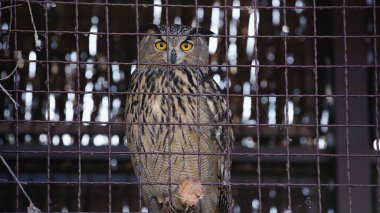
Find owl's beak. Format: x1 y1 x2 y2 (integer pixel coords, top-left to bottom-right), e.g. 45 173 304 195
170 50 177 64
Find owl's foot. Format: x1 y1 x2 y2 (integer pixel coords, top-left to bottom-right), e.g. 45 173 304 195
159 178 204 213
176 178 203 206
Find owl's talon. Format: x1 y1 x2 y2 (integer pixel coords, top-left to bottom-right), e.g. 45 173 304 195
174 178 203 208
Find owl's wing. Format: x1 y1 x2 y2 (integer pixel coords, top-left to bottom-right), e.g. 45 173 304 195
198 70 233 212
182 68 234 187
199 70 234 154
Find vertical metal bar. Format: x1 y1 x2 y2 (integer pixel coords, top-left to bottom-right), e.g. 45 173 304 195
163 0 173 205
342 1 352 212
312 0 322 212
193 0 202 211
281 0 291 210
134 0 143 210
373 0 380 207
74 0 82 211
40 1 52 212
105 1 112 212
45 0 51 211
252 1 261 212
13 0 20 211
223 1 233 212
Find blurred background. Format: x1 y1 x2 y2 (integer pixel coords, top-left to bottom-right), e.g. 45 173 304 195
0 0 379 212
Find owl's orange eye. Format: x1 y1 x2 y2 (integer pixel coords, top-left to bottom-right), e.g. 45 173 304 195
155 41 167 50
180 42 193 51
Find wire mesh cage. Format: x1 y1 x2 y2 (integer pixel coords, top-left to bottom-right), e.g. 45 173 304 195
0 0 379 212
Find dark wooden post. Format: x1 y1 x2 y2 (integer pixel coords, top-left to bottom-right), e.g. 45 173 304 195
333 0 372 212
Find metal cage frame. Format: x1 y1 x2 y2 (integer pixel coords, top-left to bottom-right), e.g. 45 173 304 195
0 0 379 212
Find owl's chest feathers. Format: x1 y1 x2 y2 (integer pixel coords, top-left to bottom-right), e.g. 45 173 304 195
137 67 205 121
127 67 207 154
139 66 204 93
127 66 221 150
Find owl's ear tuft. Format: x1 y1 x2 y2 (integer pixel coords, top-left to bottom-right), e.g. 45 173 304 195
139 23 160 34
190 28 215 35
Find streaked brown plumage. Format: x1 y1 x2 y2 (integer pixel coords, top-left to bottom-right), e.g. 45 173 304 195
125 24 233 213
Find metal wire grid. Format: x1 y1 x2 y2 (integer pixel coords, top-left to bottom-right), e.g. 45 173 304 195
0 0 378 212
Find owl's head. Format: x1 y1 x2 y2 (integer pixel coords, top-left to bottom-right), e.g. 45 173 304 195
138 24 214 66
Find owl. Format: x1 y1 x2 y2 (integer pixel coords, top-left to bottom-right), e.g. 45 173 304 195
125 24 233 213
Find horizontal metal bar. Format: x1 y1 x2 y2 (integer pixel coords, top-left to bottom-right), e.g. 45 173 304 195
0 145 378 159
1 58 379 69
5 29 380 39
0 178 378 188
0 89 379 98
2 0 379 10
0 121 377 128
